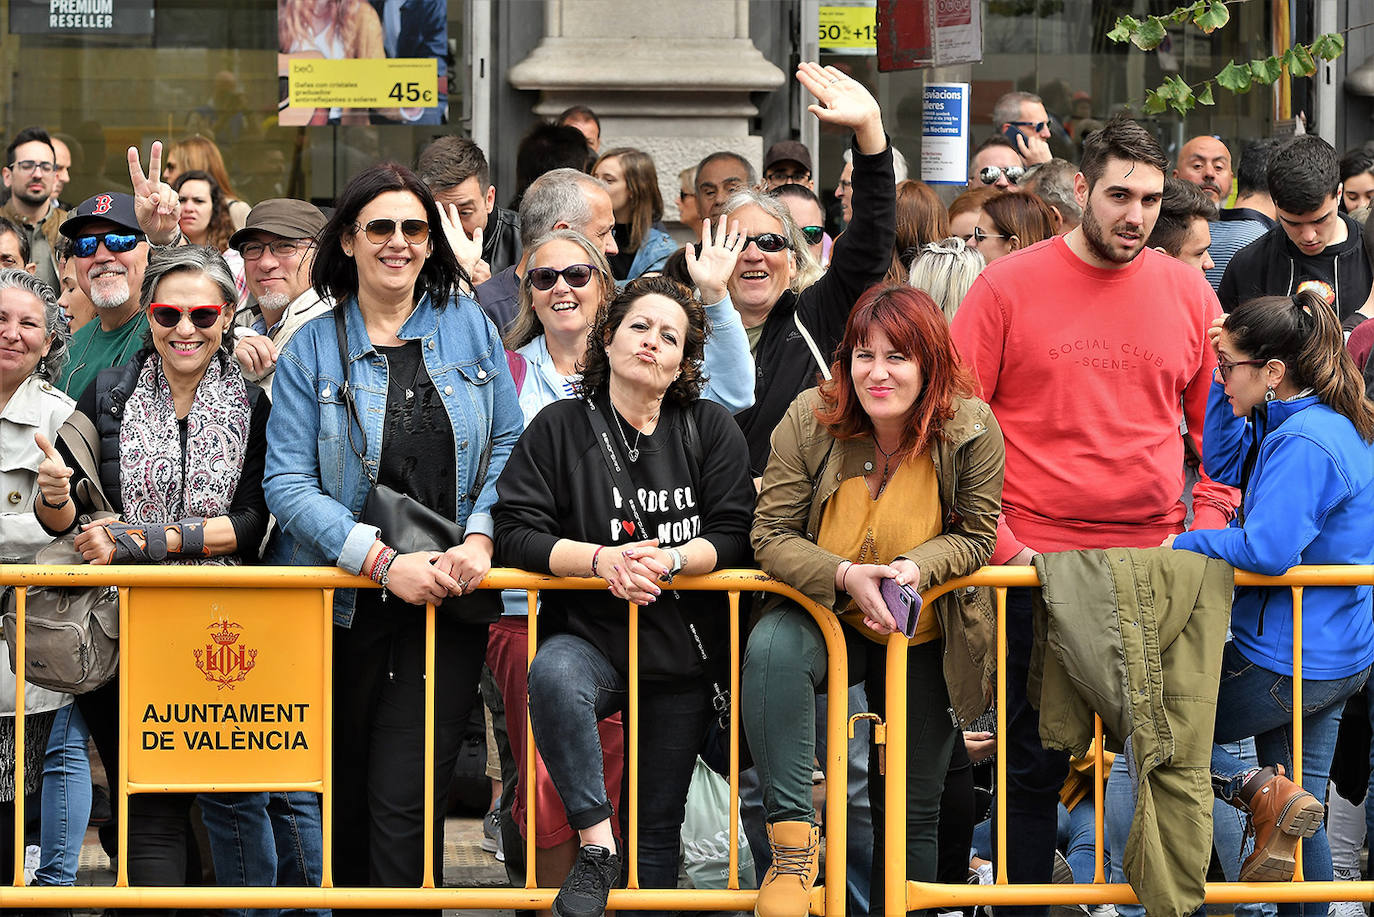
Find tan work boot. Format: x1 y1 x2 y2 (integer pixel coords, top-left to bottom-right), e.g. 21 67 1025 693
1237 765 1326 882
754 820 820 917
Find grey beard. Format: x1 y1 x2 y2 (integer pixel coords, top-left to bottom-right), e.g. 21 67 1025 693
89 278 131 310
256 292 290 312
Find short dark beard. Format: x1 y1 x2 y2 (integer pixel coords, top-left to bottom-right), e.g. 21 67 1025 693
1081 200 1141 266
11 184 49 209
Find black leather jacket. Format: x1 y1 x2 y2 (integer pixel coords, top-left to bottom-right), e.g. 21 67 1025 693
482 206 522 275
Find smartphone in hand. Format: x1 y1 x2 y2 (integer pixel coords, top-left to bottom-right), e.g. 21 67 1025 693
879 578 923 638
1002 124 1026 148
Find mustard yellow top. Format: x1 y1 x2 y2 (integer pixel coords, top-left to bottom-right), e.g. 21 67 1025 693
817 454 943 645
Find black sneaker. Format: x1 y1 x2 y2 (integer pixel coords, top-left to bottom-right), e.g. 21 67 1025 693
552 844 620 917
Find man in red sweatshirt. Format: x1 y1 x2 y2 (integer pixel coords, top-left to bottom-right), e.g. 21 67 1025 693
951 116 1235 916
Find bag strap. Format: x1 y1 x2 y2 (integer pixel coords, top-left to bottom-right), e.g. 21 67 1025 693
333 306 493 503
582 397 715 672
57 411 113 514
793 312 832 382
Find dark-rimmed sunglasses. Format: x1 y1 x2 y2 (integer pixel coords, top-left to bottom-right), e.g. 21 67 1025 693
1213 358 1268 383
693 232 791 257
979 165 1025 186
800 225 824 245
355 218 430 245
73 231 144 258
1008 120 1049 133
149 303 227 329
972 226 1012 244
528 264 596 291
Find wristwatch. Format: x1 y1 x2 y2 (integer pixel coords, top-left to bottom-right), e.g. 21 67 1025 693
667 547 686 578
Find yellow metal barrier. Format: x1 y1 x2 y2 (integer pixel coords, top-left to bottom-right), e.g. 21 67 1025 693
0 566 852 914
886 565 1374 916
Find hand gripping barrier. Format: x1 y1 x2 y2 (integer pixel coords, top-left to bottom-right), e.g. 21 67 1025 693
0 566 852 914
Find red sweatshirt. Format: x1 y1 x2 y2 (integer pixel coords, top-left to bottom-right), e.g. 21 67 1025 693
951 236 1236 558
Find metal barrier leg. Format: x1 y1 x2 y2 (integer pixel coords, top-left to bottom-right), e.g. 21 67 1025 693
13 587 26 888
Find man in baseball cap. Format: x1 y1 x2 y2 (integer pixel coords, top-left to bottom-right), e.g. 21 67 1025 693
55 142 185 397
762 140 814 190
229 198 331 398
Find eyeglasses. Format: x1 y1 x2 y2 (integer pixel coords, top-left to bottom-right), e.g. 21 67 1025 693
1008 120 1049 133
9 160 55 174
979 165 1026 186
1213 358 1269 383
800 225 825 245
149 303 228 329
238 238 309 261
528 264 596 291
73 232 144 258
766 169 810 184
693 232 791 258
354 218 430 245
971 226 1012 244
837 179 853 192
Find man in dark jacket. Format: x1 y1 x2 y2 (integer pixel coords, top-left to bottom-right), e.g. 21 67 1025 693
1217 135 1373 325
416 136 523 283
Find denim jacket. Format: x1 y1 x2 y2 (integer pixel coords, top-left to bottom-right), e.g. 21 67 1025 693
625 226 677 280
263 291 524 626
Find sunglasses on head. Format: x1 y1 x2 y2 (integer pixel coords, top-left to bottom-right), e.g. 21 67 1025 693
149 303 227 329
979 165 1026 186
73 231 144 258
528 264 596 291
800 225 824 245
354 218 430 245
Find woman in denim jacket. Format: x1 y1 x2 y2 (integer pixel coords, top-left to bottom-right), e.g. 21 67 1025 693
264 163 523 904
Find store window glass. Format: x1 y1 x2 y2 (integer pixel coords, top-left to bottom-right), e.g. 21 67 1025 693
815 0 1272 205
3 0 465 208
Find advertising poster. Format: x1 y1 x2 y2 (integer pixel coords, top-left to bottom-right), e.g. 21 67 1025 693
10 0 154 35
921 82 970 185
278 0 447 126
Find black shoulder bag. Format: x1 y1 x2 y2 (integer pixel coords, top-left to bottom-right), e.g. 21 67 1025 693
332 307 501 623
582 397 748 776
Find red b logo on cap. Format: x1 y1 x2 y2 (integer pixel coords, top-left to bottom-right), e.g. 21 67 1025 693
92 194 113 216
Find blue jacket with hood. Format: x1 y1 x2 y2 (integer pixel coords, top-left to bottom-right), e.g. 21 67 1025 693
1174 379 1374 679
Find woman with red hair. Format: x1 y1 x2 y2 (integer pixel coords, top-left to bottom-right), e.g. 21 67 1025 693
743 283 1004 916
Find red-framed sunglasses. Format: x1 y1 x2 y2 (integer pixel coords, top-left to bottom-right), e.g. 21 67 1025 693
149 303 228 329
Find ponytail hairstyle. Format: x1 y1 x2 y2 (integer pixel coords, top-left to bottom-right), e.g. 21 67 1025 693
1225 290 1374 442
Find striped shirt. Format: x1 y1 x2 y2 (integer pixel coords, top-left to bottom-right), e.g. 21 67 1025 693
1205 217 1269 291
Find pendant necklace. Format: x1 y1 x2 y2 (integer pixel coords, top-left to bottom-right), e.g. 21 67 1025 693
611 405 656 463
872 437 899 499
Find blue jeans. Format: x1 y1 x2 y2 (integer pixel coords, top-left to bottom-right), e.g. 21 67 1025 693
36 702 91 887
527 632 712 898
1210 641 1370 917
198 791 326 917
971 800 1104 885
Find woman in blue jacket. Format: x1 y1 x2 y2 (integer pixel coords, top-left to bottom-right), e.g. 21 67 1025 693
1171 290 1374 913
263 162 523 904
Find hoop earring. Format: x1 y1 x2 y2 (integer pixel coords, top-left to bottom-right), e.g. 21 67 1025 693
1264 388 1276 403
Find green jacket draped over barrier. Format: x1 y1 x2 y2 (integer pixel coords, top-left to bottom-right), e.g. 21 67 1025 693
1030 547 1233 917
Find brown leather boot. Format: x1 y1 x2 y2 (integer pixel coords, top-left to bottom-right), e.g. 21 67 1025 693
754 821 820 917
1237 765 1326 882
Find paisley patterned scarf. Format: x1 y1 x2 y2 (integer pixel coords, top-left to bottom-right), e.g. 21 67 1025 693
119 353 251 566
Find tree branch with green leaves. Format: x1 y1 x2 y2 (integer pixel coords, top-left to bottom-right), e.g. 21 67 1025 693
1107 0 1346 117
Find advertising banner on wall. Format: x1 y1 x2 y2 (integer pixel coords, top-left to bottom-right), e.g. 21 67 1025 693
876 0 983 71
277 0 447 126
10 0 154 35
921 82 970 185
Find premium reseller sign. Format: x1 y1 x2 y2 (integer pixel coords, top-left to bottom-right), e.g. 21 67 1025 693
125 587 329 789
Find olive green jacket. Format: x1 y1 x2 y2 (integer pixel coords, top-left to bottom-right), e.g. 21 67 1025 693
1031 547 1233 917
751 388 1005 725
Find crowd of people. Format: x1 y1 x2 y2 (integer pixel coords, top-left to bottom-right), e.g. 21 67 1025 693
3 60 1374 917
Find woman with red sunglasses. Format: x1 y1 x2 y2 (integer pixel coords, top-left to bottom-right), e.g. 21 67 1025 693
33 244 279 900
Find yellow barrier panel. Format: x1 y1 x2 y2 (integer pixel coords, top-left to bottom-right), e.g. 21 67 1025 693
0 566 850 915
889 565 1374 916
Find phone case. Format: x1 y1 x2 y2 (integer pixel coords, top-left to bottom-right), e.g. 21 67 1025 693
879 579 923 638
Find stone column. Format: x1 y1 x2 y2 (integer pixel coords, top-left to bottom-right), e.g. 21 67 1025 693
508 0 786 223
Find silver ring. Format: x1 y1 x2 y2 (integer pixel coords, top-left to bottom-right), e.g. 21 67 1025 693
829 77 841 83
458 578 470 589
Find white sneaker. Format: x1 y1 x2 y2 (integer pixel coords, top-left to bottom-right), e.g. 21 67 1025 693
1088 906 1119 917
1329 901 1366 917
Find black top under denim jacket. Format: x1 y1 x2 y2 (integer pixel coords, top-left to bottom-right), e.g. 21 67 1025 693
494 391 756 683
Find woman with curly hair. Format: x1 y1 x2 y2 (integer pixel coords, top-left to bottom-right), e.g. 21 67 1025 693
172 171 247 305
162 135 251 228
495 275 756 917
